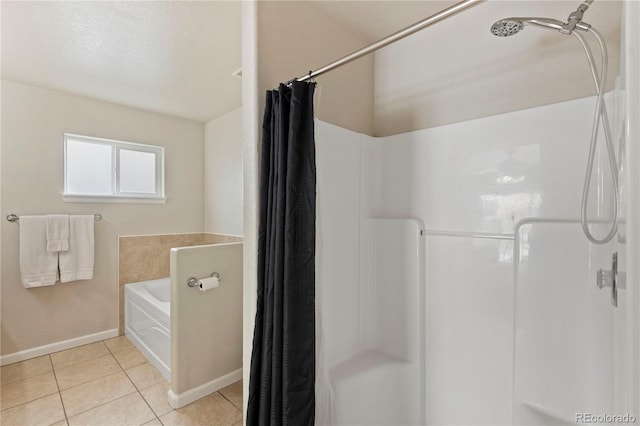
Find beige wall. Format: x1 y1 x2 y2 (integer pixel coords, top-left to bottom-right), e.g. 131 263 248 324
205 108 243 236
257 1 374 136
170 243 243 399
0 80 204 356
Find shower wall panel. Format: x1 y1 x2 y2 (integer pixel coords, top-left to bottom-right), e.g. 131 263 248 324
376 95 612 234
513 221 614 424
316 122 424 425
315 120 367 370
367 95 616 425
315 94 617 425
424 235 513 425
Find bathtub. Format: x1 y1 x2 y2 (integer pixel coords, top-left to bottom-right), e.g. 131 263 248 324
125 277 170 381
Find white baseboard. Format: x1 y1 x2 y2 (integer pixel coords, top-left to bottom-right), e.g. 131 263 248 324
168 368 242 409
0 329 119 366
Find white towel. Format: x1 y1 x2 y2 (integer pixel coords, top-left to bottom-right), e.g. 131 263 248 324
59 215 95 283
45 214 69 252
19 216 58 287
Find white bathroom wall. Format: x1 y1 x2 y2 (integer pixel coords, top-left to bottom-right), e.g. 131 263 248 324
204 107 243 236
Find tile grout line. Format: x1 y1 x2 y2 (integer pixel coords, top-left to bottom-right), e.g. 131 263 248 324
122 368 165 425
105 339 166 425
1 343 111 419
0 357 52 387
57 370 141 419
64 390 140 422
49 341 111 371
2 337 162 425
46 336 165 425
218 391 242 412
0 375 57 412
48 354 70 426
59 339 133 422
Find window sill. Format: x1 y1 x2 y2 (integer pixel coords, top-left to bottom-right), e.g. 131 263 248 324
62 194 167 204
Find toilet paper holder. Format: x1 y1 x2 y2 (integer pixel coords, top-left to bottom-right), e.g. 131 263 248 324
187 272 221 288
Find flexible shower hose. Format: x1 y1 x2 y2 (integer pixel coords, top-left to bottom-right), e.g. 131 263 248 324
573 28 621 245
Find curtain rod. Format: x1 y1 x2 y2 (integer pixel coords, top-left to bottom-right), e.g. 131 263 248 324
288 0 486 84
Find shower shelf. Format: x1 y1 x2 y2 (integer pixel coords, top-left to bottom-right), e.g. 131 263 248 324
329 349 420 425
521 400 574 425
329 350 409 382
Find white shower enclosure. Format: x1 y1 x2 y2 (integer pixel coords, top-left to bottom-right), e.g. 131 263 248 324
314 3 639 419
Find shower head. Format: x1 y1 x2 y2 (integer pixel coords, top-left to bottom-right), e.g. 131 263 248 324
490 17 573 37
490 19 524 37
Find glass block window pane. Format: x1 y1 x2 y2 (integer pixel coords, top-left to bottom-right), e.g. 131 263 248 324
65 140 113 195
119 149 156 194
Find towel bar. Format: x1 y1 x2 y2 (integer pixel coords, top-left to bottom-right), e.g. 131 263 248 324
6 213 102 222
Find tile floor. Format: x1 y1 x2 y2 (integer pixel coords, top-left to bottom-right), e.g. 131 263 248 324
0 336 243 426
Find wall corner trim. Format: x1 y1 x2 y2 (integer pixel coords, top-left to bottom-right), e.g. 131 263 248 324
168 368 243 409
0 328 119 366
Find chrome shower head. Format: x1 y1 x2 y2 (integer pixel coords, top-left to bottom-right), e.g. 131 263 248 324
490 17 568 37
491 19 524 37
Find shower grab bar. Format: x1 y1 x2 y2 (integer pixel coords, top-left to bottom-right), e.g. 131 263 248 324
421 217 626 242
421 229 515 240
6 213 102 222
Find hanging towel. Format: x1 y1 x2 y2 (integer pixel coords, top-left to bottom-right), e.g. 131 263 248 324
45 214 69 252
19 216 58 287
59 215 95 283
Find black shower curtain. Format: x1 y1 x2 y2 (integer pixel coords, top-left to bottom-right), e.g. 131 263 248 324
247 81 317 426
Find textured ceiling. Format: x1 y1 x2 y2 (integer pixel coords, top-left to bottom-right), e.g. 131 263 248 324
1 1 241 123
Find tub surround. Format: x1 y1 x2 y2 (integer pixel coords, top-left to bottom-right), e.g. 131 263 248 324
118 233 242 335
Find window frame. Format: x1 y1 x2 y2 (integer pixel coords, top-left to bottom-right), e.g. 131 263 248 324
63 133 166 204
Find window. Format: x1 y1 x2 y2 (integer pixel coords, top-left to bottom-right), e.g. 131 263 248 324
63 134 165 203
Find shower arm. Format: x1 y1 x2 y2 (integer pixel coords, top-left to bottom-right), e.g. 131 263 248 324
562 0 595 35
